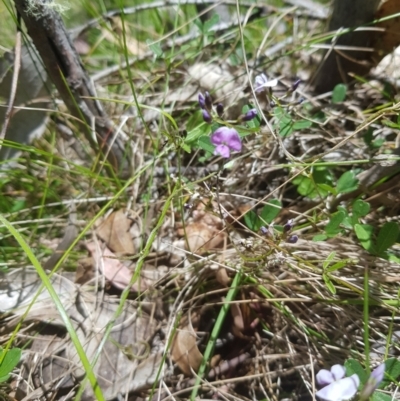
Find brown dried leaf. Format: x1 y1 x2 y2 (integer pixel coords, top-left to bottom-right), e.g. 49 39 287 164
171 324 203 375
188 63 245 103
86 242 151 292
231 303 245 334
75 256 94 284
185 222 225 254
96 210 135 255
215 266 231 287
1 268 162 400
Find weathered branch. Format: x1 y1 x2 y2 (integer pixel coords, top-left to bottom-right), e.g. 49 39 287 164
13 0 126 173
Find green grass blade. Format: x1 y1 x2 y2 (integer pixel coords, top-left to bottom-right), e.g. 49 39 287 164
190 270 242 400
0 214 105 401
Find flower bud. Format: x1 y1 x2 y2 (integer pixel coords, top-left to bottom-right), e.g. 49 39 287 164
242 108 258 121
287 235 298 244
291 79 301 92
216 103 224 117
198 93 206 109
283 219 293 233
359 364 385 401
204 91 213 109
202 109 212 123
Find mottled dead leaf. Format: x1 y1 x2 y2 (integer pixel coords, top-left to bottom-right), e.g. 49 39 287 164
183 199 226 254
96 209 135 255
188 62 245 102
171 322 203 376
86 241 151 292
1 268 163 400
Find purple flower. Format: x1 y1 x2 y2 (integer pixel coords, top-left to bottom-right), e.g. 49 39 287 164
241 108 258 121
359 364 385 400
316 365 360 401
316 374 360 401
210 127 242 158
254 73 278 93
317 365 346 387
202 109 212 123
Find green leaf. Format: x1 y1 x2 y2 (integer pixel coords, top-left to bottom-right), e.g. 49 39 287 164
203 14 219 32
236 125 258 137
260 199 282 225
382 358 400 387
364 127 385 149
387 253 400 263
337 171 359 194
332 83 347 103
323 274 336 294
376 222 399 255
353 200 370 219
382 119 399 129
185 121 211 144
181 143 191 153
279 119 294 137
325 210 346 237
293 119 312 130
293 175 329 199
354 224 375 252
197 135 215 154
244 210 260 231
372 393 393 401
313 234 327 241
326 260 349 273
0 347 21 383
323 251 336 270
318 183 337 195
146 39 164 58
186 109 205 131
345 359 368 384
193 18 204 32
372 138 385 148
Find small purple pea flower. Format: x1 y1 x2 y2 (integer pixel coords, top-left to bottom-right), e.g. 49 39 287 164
210 127 242 158
254 73 278 93
202 109 212 123
316 365 360 401
359 364 385 401
241 108 258 122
